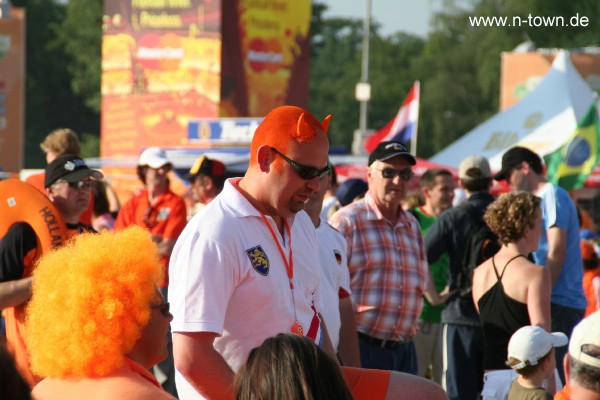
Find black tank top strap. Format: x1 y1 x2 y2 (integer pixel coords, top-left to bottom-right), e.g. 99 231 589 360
498 254 527 281
491 256 501 280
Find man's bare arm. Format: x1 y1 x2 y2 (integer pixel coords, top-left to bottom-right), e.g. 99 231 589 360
173 331 235 400
0 277 32 309
546 226 567 287
319 318 339 363
151 235 176 259
338 297 360 367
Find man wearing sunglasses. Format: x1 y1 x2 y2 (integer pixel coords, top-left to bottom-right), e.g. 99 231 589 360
329 141 447 375
0 154 102 386
169 106 339 400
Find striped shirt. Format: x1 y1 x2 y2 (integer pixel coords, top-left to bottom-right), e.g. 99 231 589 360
329 193 427 341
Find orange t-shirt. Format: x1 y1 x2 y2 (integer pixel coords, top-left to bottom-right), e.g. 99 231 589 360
583 268 600 317
25 171 94 226
554 384 571 400
342 367 390 400
114 188 187 287
32 358 177 400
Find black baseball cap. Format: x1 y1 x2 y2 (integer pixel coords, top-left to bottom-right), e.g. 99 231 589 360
368 141 416 166
44 154 103 188
185 155 226 181
494 147 542 181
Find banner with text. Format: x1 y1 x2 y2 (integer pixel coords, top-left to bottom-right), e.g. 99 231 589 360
220 0 311 117
101 0 222 158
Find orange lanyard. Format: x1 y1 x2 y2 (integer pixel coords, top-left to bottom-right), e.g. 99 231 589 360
233 181 304 335
256 210 294 289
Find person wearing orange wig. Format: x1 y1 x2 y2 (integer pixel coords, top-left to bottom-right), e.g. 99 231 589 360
26 226 176 400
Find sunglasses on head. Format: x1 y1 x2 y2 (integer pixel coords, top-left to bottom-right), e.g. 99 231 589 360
375 168 414 181
58 179 93 190
271 147 331 180
151 302 170 317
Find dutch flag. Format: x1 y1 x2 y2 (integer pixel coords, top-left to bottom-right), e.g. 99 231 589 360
364 81 420 153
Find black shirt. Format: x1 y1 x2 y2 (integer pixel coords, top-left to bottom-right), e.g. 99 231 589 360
425 191 496 326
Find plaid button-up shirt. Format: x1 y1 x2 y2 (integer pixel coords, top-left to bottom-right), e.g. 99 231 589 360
329 193 427 341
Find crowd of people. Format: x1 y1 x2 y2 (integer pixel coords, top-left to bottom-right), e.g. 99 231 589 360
2 106 600 400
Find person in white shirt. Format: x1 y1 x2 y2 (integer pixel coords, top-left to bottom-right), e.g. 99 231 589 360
169 106 335 399
304 162 360 367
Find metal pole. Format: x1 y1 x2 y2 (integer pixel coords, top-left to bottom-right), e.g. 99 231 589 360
359 0 371 138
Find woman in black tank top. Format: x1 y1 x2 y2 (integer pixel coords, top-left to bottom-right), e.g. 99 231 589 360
471 192 554 399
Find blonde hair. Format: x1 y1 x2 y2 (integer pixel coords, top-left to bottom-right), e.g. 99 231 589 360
25 227 162 378
40 128 81 156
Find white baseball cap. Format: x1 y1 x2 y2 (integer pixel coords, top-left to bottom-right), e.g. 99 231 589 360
569 310 600 369
507 326 568 370
138 147 172 169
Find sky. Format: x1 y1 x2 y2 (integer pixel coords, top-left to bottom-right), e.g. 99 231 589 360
318 0 446 37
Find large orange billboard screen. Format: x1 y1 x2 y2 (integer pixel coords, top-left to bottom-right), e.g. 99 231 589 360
101 0 222 158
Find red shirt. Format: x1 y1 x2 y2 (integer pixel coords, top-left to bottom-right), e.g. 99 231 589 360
583 268 600 317
114 188 186 287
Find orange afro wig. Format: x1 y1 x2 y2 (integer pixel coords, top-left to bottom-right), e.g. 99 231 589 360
249 105 331 166
25 226 162 379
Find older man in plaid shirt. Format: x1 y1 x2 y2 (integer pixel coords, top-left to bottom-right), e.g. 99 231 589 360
330 141 445 374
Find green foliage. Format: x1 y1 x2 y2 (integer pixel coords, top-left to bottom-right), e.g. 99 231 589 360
14 0 600 166
310 0 600 158
309 17 363 150
12 0 100 168
55 0 102 113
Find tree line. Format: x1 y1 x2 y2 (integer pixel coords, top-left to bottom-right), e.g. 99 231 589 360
13 0 600 168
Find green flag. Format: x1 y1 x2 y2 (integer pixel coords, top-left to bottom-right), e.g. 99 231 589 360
544 101 600 190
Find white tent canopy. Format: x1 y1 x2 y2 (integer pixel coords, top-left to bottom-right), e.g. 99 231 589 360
430 50 597 171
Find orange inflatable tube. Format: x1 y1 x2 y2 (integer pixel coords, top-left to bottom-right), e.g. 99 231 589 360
0 179 67 253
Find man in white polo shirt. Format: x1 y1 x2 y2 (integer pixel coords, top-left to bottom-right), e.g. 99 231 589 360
169 106 335 399
304 161 360 367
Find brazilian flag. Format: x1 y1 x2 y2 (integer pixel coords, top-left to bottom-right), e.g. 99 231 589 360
544 101 600 190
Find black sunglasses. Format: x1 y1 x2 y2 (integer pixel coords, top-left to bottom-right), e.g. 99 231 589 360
151 302 170 317
374 168 414 181
271 147 331 180
58 179 93 190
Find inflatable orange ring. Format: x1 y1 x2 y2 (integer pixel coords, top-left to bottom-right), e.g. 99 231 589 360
0 179 67 254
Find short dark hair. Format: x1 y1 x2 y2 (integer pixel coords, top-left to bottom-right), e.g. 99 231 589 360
461 177 492 192
420 168 453 189
506 350 552 378
91 180 110 216
569 355 600 393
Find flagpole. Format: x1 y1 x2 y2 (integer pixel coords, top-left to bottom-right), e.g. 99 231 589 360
410 80 420 156
358 0 371 140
